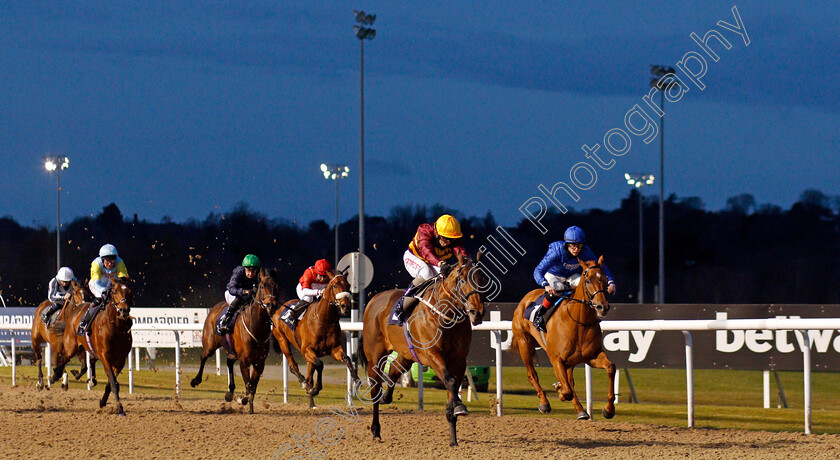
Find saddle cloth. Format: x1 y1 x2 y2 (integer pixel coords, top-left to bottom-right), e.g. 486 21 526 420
388 278 438 326
279 301 310 331
214 305 242 335
45 305 62 326
523 292 570 325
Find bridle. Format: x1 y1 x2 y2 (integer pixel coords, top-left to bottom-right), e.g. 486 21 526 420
563 265 609 325
253 278 277 314
104 284 132 320
324 275 352 310
425 262 482 323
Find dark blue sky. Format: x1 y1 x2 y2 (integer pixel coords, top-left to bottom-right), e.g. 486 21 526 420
2 1 838 228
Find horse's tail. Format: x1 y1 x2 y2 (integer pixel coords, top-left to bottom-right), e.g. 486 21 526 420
270 333 282 355
355 333 366 370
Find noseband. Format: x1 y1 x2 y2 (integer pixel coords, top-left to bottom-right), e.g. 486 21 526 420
425 263 482 323
325 276 352 309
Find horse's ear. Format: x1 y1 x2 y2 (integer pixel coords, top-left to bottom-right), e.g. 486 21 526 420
578 257 592 268
598 255 605 266
476 249 483 263
456 252 465 266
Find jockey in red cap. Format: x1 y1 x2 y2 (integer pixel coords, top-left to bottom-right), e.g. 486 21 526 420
282 259 333 325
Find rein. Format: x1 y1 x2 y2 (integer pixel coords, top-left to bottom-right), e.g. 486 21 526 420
242 279 274 342
562 265 607 326
421 264 478 324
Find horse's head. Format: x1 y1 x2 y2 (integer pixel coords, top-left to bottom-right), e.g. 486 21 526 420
70 279 91 307
323 273 353 316
577 257 610 318
256 269 280 315
107 277 133 320
441 251 487 326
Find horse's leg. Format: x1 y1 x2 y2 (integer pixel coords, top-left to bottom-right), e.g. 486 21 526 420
71 353 86 380
225 357 236 402
245 358 266 415
302 348 323 408
589 351 616 419
50 341 73 385
275 333 308 388
333 346 361 386
33 336 44 390
101 361 125 416
563 366 589 420
190 342 218 388
425 353 467 447
99 374 112 409
88 356 98 387
381 355 412 405
548 354 576 404
515 331 551 413
237 359 252 408
366 359 383 442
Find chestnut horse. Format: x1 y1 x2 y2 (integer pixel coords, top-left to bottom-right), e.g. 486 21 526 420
190 268 279 414
271 273 358 408
361 252 486 447
51 278 134 415
511 257 616 420
31 280 91 390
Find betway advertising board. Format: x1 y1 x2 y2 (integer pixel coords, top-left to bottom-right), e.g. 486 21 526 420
475 304 840 371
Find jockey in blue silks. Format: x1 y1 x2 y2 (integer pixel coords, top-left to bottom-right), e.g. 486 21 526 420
531 226 616 332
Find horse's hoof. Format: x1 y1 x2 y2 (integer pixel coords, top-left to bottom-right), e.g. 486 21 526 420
454 404 469 416
61 383 69 391
552 381 563 391
117 413 126 417
224 393 233 402
238 396 249 406
538 403 551 414
36 382 44 391
71 370 80 379
372 436 382 443
577 411 591 420
90 379 97 387
99 401 107 409
190 378 200 388
603 408 615 419
450 441 459 447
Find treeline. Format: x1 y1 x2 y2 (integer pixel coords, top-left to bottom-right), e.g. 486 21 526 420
1 189 838 306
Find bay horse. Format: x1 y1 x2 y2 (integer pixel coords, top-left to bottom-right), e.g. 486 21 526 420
511 257 616 420
31 280 91 390
271 273 358 409
50 277 134 415
361 252 486 447
190 268 279 414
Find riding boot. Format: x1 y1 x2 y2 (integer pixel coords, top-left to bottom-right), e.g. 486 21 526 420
287 299 311 323
41 303 61 324
77 299 103 335
533 295 553 333
216 296 244 335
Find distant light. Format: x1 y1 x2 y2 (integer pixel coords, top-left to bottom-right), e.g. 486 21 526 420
625 172 654 188
321 163 350 181
45 160 57 171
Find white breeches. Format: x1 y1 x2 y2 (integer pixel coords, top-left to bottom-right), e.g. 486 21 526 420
403 250 440 281
545 273 581 291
